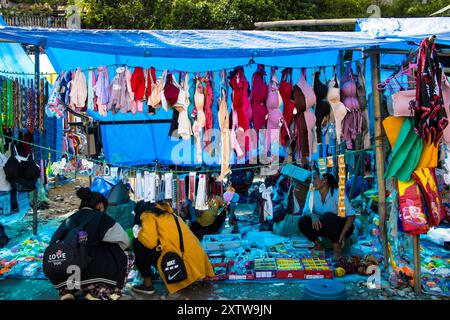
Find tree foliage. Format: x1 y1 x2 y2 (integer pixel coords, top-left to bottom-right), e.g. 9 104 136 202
3 0 449 29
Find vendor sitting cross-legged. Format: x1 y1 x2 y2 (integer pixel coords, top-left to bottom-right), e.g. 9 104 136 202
298 169 356 260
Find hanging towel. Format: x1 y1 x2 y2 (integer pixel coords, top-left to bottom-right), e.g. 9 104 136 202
195 174 209 210
189 172 196 202
164 172 173 200
259 183 273 221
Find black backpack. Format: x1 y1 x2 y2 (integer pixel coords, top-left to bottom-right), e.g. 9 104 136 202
0 223 10 248
42 213 97 279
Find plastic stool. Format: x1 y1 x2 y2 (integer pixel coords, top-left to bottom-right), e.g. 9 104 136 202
303 279 348 300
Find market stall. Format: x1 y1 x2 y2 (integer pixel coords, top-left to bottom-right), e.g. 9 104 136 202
0 17 449 298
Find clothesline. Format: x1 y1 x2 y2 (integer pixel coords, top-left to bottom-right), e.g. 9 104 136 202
3 134 373 175
0 55 370 77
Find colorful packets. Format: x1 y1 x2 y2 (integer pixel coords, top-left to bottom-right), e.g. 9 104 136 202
337 154 346 218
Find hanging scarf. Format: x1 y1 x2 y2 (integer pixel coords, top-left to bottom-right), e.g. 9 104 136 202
7 79 13 129
27 81 34 133
414 37 448 144
13 79 18 130
259 183 273 221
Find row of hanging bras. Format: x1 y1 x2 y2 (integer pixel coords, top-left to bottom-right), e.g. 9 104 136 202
313 68 331 144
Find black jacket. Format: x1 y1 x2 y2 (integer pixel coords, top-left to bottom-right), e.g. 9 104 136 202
49 208 128 289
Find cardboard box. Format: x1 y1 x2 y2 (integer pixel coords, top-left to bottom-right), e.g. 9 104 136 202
301 257 333 279
276 258 304 279
254 258 277 279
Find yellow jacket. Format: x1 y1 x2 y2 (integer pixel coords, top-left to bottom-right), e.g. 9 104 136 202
137 202 214 293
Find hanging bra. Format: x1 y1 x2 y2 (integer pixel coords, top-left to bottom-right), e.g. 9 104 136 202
163 73 180 107
148 69 165 108
194 76 205 111
266 70 280 110
327 73 341 106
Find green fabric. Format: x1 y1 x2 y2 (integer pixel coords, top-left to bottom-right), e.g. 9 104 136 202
106 200 136 230
397 134 423 182
384 118 423 181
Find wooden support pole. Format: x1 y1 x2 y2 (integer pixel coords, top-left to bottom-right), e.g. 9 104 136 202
32 45 40 236
370 52 389 270
254 18 357 29
413 235 421 294
85 122 92 187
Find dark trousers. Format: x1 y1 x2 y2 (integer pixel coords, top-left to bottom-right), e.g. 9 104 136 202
132 238 161 278
190 209 227 240
298 212 354 244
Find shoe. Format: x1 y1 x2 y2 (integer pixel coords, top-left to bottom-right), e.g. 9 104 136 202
60 293 75 300
85 293 101 300
131 284 155 295
117 294 133 300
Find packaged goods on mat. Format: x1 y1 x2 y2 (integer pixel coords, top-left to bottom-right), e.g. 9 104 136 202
0 238 48 279
203 234 242 251
276 258 305 279
254 258 277 279
207 265 228 281
267 242 289 255
228 258 255 280
301 257 333 279
208 253 227 267
290 237 314 249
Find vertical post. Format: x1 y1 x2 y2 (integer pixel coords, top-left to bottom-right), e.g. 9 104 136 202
176 175 181 217
370 52 389 270
408 62 422 295
85 122 92 187
33 45 40 236
413 235 421 294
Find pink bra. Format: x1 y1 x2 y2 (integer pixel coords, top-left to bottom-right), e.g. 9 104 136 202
327 74 341 106
296 68 317 108
266 68 280 110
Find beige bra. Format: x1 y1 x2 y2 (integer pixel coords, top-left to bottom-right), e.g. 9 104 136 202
148 70 166 108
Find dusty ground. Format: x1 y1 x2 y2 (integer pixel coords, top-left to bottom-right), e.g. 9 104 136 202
0 178 448 301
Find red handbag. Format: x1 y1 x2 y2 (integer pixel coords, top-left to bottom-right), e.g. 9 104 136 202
412 168 446 228
397 179 430 235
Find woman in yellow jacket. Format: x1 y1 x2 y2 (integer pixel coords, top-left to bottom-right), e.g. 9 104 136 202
131 200 214 295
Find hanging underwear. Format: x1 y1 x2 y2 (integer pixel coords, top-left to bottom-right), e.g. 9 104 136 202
313 70 330 144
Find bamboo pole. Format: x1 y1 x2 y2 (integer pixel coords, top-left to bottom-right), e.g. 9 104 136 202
413 236 421 294
409 58 422 295
32 45 40 236
370 52 389 270
255 18 357 29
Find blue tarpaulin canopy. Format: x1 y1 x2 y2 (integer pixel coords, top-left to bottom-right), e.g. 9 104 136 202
0 19 446 166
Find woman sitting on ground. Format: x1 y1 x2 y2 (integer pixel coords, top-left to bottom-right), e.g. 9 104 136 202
47 188 133 300
298 169 356 260
131 200 214 295
187 197 228 240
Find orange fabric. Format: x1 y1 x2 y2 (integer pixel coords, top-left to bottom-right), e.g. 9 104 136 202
416 135 439 169
382 116 405 148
